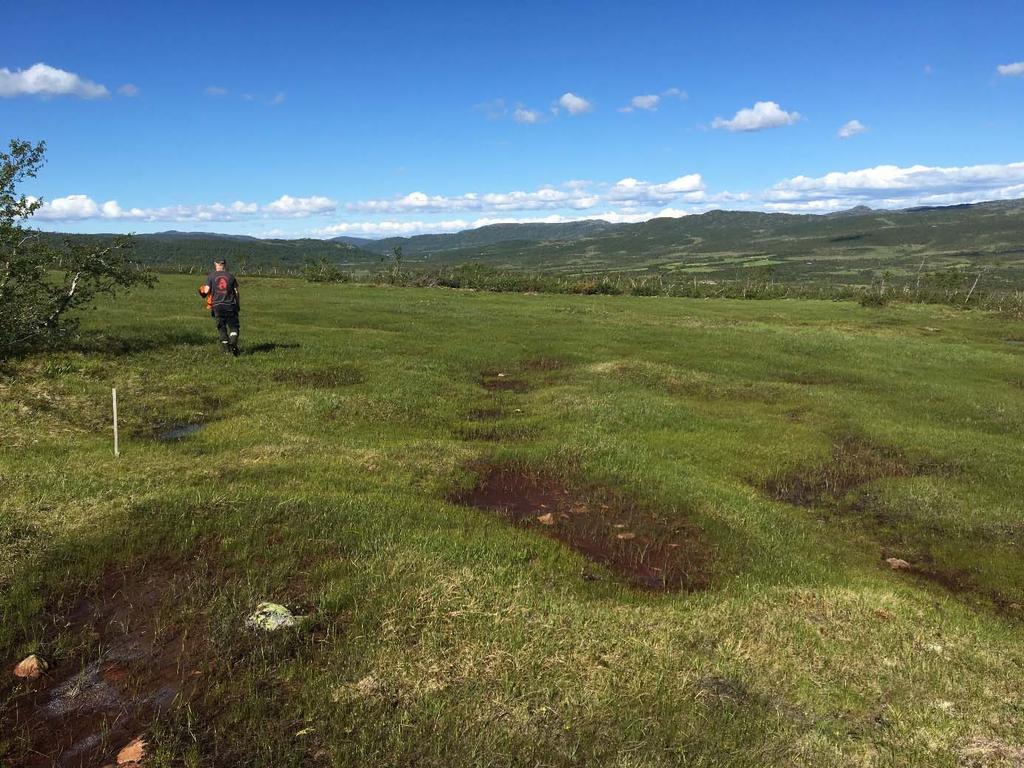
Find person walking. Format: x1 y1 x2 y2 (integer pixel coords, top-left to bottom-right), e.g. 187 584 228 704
204 259 241 355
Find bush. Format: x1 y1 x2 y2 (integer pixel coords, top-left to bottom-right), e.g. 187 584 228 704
0 139 154 358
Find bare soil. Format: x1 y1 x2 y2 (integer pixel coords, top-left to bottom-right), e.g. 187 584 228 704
479 372 531 392
762 437 917 507
2 558 213 767
451 465 712 591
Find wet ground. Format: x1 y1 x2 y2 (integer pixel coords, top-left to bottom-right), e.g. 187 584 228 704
2 561 209 767
452 465 712 592
156 423 205 441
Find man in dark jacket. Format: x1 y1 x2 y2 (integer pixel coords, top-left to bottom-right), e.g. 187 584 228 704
206 259 241 355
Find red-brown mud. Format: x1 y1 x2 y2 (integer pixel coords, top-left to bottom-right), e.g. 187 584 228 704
452 466 712 591
2 561 211 767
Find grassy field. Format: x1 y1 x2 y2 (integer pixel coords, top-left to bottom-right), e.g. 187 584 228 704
2 275 1024 767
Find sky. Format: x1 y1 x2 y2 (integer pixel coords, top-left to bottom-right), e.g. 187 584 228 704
2 0 1023 239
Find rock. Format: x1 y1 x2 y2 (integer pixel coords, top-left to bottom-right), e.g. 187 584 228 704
536 513 555 526
13 654 47 680
616 532 636 541
116 736 146 764
885 557 911 571
245 602 301 631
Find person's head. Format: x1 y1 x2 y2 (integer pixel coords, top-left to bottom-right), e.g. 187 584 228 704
214 259 227 272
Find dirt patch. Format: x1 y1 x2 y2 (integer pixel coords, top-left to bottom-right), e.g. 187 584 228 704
762 437 918 507
479 371 530 392
156 423 204 441
272 364 363 388
467 407 504 422
454 422 537 443
450 465 712 591
1 557 215 767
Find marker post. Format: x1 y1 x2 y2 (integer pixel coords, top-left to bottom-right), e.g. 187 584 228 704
112 388 120 457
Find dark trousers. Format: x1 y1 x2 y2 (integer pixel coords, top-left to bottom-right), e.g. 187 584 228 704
213 308 240 344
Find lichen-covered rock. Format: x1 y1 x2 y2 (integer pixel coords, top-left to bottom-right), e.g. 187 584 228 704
245 602 302 631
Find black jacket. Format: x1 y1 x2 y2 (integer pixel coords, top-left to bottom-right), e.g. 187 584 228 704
206 270 240 312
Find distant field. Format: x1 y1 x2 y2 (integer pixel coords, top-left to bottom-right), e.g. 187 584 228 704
41 199 1024 291
2 276 1024 767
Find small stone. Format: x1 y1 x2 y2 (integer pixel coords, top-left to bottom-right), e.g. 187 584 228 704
536 513 555 526
616 532 636 540
885 557 911 571
245 602 301 631
13 654 47 680
117 736 146 764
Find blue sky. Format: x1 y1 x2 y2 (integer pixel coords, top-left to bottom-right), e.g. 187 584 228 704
3 0 1023 238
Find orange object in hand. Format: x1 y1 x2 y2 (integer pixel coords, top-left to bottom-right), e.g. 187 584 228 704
198 283 213 309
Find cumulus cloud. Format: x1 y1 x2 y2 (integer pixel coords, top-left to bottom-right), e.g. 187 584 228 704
513 106 542 124
621 94 660 113
0 63 109 99
712 100 801 132
32 195 336 223
620 88 686 113
263 195 337 216
763 160 1024 210
837 119 866 139
117 83 139 97
345 174 705 215
997 61 1024 77
606 175 705 206
558 92 592 115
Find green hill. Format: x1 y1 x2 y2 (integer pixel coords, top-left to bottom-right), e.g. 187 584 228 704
38 198 1024 286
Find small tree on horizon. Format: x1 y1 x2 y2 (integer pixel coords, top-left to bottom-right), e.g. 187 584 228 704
0 139 154 357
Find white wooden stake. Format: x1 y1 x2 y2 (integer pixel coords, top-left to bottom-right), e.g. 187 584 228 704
112 388 120 457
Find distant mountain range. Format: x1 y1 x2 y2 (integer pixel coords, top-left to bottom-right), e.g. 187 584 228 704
330 219 618 255
37 198 1024 285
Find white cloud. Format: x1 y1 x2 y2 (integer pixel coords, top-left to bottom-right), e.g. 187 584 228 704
117 83 139 97
837 119 866 139
712 100 801 132
345 173 705 215
997 61 1024 77
621 94 660 113
263 195 337 216
763 160 1024 210
32 195 336 223
514 107 542 124
205 86 228 96
558 92 593 115
0 63 109 99
620 88 686 113
269 91 286 106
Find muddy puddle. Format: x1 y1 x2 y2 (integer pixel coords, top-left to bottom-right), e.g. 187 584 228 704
479 370 531 393
452 466 712 591
761 437 919 507
2 563 210 767
156 422 204 441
